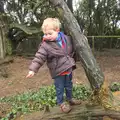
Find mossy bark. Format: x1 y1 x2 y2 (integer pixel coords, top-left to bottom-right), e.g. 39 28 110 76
0 14 7 59
19 104 120 120
41 105 120 120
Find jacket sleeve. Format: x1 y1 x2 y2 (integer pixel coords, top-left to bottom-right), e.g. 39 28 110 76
29 42 48 73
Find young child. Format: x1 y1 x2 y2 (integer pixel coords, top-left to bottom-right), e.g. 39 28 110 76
26 18 81 113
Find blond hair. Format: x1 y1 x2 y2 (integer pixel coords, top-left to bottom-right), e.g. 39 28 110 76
41 18 61 32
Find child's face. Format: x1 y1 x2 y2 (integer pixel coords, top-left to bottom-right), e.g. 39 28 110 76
43 25 58 40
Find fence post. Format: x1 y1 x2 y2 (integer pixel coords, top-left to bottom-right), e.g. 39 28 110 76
92 36 95 54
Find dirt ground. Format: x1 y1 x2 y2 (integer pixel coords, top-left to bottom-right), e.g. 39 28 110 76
0 50 120 98
0 50 120 120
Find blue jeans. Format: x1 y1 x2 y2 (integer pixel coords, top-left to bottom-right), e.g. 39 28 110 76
54 73 73 105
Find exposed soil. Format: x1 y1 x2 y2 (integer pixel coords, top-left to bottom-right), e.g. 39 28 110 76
0 50 120 98
0 49 120 120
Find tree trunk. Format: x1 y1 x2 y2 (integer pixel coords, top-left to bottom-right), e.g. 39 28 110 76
0 0 4 13
0 26 5 59
0 2 5 59
0 14 8 59
66 0 73 13
49 0 104 90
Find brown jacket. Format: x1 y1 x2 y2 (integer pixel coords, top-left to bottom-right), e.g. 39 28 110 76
29 35 76 78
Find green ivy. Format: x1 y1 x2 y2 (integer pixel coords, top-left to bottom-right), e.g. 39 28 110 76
0 84 91 119
110 82 120 92
6 40 12 55
72 84 91 100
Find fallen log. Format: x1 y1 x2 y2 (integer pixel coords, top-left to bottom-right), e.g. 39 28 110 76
42 104 120 120
18 103 120 120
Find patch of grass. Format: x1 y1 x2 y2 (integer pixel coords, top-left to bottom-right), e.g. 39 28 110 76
0 84 91 119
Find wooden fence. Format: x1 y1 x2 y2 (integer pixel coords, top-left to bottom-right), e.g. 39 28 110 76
87 36 120 54
15 35 120 56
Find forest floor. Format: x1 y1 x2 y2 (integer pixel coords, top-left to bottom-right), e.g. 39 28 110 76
0 49 120 120
0 49 120 97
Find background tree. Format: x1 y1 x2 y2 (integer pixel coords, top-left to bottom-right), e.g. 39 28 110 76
1 0 119 55
74 0 120 50
66 0 73 13
4 0 59 54
74 0 119 36
0 0 9 59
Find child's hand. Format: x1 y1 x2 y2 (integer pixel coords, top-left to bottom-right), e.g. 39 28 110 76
26 71 35 78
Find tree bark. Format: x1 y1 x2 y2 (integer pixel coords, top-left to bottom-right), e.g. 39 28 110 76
66 0 73 13
49 0 104 90
0 14 9 59
41 105 120 120
20 104 120 120
0 28 5 59
0 2 6 59
0 15 5 59
0 0 4 13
